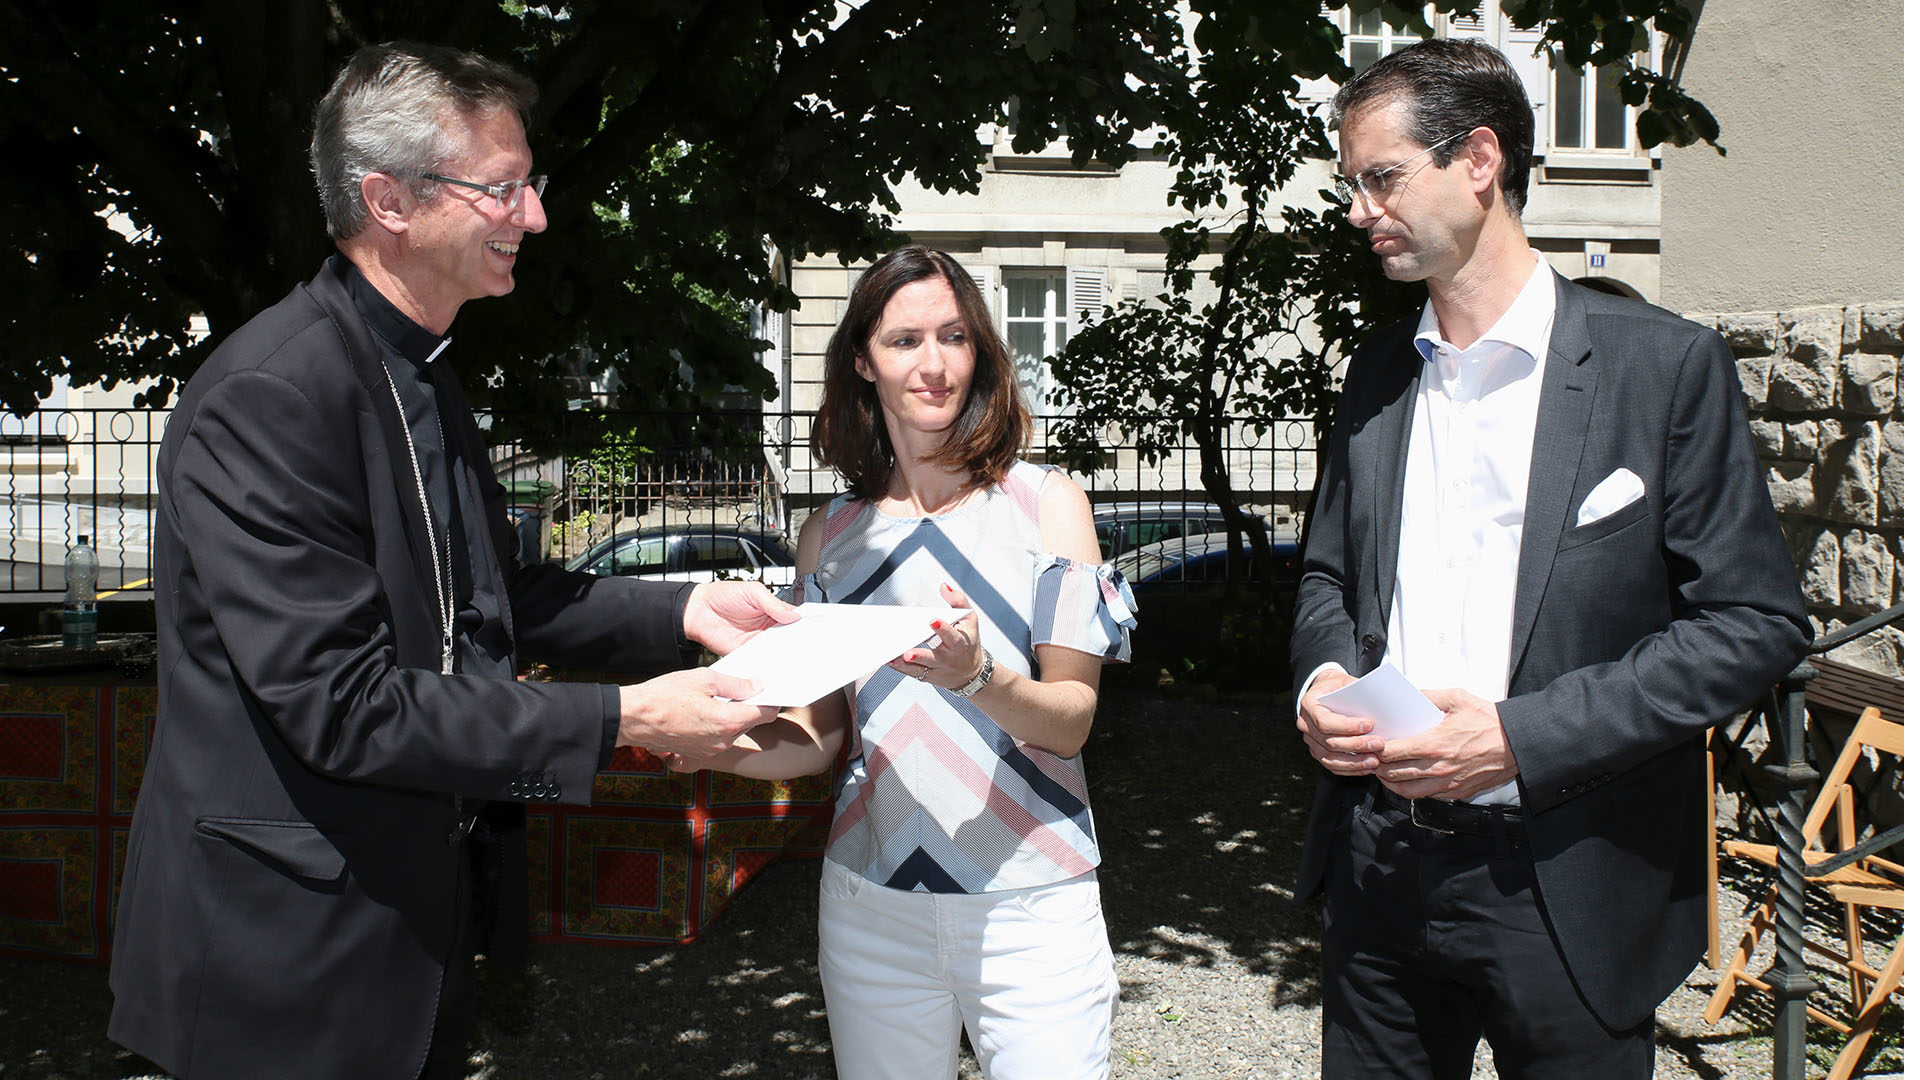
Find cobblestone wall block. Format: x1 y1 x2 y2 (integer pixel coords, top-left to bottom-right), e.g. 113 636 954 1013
1827 625 1904 680
1767 460 1817 514
1735 354 1772 411
1718 311 1780 356
1878 421 1903 527
1749 420 1783 458
1859 305 1904 354
1784 419 1821 462
1793 524 1842 608
1839 529 1896 614
1818 420 1880 525
1773 307 1844 412
1842 353 1900 416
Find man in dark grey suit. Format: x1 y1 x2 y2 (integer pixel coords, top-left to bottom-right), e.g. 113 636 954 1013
109 44 789 1079
1291 39 1810 1078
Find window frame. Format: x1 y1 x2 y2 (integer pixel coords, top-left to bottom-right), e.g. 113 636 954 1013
1547 48 1638 154
1000 269 1070 411
1341 6 1425 72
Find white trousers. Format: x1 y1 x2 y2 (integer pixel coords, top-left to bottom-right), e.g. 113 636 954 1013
816 858 1119 1080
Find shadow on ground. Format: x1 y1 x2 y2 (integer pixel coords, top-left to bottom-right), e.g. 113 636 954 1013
1089 686 1325 1009
0 688 1901 1078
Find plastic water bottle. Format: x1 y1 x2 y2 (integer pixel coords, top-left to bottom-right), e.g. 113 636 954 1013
63 534 98 649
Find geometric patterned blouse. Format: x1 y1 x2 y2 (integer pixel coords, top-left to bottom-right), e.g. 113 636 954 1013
798 460 1138 894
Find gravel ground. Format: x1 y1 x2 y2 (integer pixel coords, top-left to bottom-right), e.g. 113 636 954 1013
1 687 1901 1078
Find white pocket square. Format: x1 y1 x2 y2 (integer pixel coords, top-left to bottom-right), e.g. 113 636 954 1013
1577 468 1645 526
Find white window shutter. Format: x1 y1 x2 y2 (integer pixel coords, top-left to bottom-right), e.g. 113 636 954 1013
1499 15 1550 157
1448 1 1488 38
960 265 994 318
1066 266 1107 339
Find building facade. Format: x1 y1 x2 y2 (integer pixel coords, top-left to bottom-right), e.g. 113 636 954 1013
774 2 1669 512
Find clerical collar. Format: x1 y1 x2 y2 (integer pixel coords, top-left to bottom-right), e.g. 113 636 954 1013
334 256 449 365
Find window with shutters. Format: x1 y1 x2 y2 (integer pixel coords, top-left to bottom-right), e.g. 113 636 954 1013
1000 268 1104 413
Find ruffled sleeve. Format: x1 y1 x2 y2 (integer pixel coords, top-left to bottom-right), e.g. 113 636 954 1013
787 573 829 605
1030 555 1138 663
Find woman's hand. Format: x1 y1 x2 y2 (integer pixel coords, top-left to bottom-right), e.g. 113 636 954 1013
887 581 986 690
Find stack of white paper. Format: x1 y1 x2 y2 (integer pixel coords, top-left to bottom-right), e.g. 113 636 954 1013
708 602 955 706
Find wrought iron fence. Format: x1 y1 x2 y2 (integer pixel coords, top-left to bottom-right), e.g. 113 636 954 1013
0 408 1321 595
0 408 164 596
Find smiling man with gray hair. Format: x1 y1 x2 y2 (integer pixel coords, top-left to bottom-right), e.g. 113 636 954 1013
108 42 793 1079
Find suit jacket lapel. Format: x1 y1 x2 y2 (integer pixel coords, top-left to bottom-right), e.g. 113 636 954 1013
1509 275 1597 675
303 257 443 633
1366 325 1424 632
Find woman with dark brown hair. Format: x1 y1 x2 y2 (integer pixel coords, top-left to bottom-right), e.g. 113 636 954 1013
673 245 1137 1078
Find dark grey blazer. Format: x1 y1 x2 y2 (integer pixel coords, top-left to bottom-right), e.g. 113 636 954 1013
109 257 693 1079
1291 274 1811 1029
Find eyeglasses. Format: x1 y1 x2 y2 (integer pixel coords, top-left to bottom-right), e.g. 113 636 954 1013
420 172 548 210
1332 129 1474 207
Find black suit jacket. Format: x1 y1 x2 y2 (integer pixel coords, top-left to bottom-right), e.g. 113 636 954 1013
109 257 692 1079
1291 275 1811 1029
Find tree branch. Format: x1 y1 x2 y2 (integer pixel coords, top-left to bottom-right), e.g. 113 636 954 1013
0 2 239 317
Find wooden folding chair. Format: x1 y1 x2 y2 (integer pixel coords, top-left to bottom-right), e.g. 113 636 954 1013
1704 707 1904 1080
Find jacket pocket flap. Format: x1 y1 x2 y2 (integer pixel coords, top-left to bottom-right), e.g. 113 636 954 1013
195 818 347 882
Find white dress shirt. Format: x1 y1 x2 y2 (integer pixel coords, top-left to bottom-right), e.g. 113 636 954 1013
1384 252 1558 805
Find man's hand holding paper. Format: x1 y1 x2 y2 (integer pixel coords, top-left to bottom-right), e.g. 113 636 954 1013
1297 669 1377 776
1376 686 1520 801
1305 664 1519 800
1304 662 1445 777
616 668 779 759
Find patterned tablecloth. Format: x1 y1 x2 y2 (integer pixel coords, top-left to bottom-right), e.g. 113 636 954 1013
0 674 834 962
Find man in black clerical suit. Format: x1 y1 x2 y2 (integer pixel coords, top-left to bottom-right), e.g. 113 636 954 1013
110 43 790 1079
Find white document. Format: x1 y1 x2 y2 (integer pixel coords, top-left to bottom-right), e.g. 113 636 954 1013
708 602 954 707
1315 661 1444 742
1576 467 1645 526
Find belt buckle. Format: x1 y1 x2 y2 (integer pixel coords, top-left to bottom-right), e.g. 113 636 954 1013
1408 798 1455 836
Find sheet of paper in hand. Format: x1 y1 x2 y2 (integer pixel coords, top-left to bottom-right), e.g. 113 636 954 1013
1315 662 1444 742
708 602 954 707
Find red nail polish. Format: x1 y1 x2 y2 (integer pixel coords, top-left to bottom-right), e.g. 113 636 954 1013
931 620 943 630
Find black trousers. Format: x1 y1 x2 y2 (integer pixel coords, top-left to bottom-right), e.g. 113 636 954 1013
1319 785 1656 1080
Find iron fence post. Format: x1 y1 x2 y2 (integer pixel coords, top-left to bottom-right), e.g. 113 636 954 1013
1761 659 1820 1080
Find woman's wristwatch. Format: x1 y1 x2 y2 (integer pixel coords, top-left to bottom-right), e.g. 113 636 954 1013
953 651 996 697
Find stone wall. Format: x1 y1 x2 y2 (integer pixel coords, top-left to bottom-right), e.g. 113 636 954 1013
1693 305 1903 842
1691 304 1905 677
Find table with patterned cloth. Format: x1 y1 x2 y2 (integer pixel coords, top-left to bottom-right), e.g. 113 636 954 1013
0 671 834 962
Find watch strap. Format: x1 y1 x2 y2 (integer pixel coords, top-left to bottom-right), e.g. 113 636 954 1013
954 650 995 697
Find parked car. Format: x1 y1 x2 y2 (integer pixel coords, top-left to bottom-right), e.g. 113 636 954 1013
564 526 797 587
1091 500 1238 560
1112 527 1299 591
